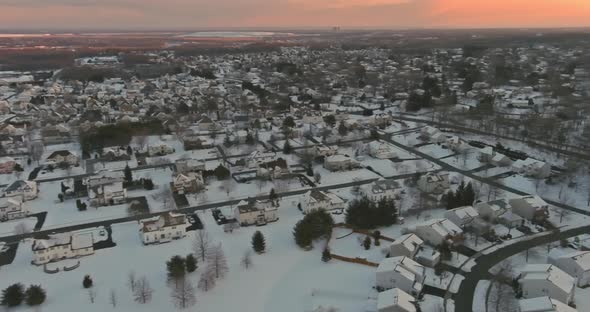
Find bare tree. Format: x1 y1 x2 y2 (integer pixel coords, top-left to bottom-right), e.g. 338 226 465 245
29 141 44 165
198 267 216 292
208 243 229 279
314 171 322 184
241 250 253 269
171 277 196 309
109 289 117 307
133 136 148 151
134 276 153 304
127 271 137 292
223 179 234 198
192 230 211 262
88 289 97 304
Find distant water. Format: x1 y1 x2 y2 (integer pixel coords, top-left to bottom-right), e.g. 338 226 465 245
180 31 296 38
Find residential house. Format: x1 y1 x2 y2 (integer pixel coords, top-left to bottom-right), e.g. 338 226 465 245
410 218 463 246
246 151 277 168
389 234 423 259
101 147 131 161
477 147 495 163
234 199 278 226
175 158 206 173
518 296 577 312
361 179 401 202
46 150 79 166
41 124 71 144
509 195 550 221
518 264 576 305
0 197 29 221
491 153 514 167
3 180 38 201
377 288 417 312
548 250 590 287
257 157 290 179
324 154 358 171
444 206 479 228
32 233 94 265
420 126 446 143
0 157 16 174
300 190 345 214
173 172 205 194
183 134 214 150
417 173 450 194
368 141 397 159
86 171 126 205
197 115 216 131
513 158 552 179
139 212 187 245
315 145 338 157
148 144 174 156
376 256 426 296
370 113 393 128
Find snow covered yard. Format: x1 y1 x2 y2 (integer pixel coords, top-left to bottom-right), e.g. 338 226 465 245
0 217 37 236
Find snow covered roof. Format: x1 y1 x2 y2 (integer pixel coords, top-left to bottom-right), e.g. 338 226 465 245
377 257 424 283
551 250 590 271
519 264 576 295
377 288 416 312
519 296 577 312
391 234 423 255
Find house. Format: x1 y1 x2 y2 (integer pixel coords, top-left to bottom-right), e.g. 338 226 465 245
101 147 131 161
444 206 479 228
475 199 510 221
175 158 206 173
32 232 94 265
491 153 514 167
183 134 214 150
377 288 417 312
0 157 16 174
368 141 398 159
197 115 216 131
548 250 590 287
513 158 552 179
389 234 423 259
3 180 38 201
257 157 290 179
444 136 468 152
246 151 277 168
518 296 577 312
477 147 495 163
89 181 127 206
361 179 401 202
148 144 174 156
41 124 71 144
410 218 463 246
300 190 345 214
234 199 278 226
417 173 450 194
0 197 29 221
315 145 338 157
139 212 187 245
324 154 358 171
509 195 550 221
420 126 446 143
173 172 205 194
46 150 79 166
376 256 425 296
518 264 576 305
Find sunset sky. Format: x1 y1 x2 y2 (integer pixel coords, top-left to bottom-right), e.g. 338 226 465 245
0 0 589 30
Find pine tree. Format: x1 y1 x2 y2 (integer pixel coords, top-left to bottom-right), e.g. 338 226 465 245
283 140 292 154
124 164 133 183
166 255 186 281
1 283 24 307
363 236 371 250
83 275 93 289
338 122 348 136
321 248 332 262
25 285 46 306
464 182 476 205
185 254 197 273
251 231 266 254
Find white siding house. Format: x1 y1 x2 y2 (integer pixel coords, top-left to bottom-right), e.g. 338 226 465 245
234 199 278 226
376 256 425 296
139 212 187 245
518 264 576 305
509 195 550 221
300 190 345 214
0 198 29 221
410 218 463 246
444 206 479 228
417 173 449 194
3 180 38 201
377 288 417 312
389 234 423 259
548 250 590 287
32 233 94 265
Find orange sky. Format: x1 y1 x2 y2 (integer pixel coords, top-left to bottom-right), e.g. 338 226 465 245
0 0 589 30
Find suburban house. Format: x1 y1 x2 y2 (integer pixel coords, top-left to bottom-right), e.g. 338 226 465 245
139 212 187 245
46 150 79 166
86 171 127 206
474 199 510 221
389 234 423 259
147 144 174 156
257 157 291 179
377 288 417 312
417 172 450 194
0 157 16 174
361 179 401 202
368 141 397 159
477 147 495 163
315 145 338 157
246 151 277 168
32 232 95 265
491 153 514 167
41 124 71 144
299 190 346 214
173 172 205 194
517 264 576 305
444 206 480 228
376 256 426 296
513 158 552 179
548 250 590 287
175 158 206 173
101 147 131 161
3 180 38 201
509 195 550 221
444 136 469 152
410 218 464 246
419 126 446 143
183 134 214 150
324 154 358 171
0 197 29 221
518 297 577 312
234 199 278 226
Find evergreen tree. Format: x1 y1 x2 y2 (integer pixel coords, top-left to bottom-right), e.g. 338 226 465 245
251 231 266 254
83 275 93 289
124 164 133 183
345 196 397 229
127 146 133 155
185 254 197 273
269 188 278 205
25 285 46 306
338 122 348 136
1 283 24 307
464 182 476 205
321 248 332 262
166 255 186 280
293 210 334 249
283 116 295 128
283 140 292 154
363 236 371 250
214 164 230 180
